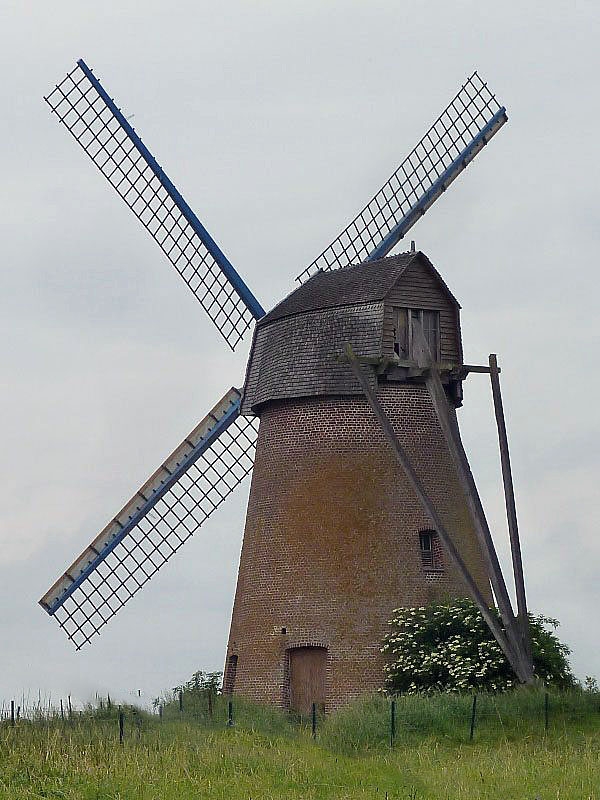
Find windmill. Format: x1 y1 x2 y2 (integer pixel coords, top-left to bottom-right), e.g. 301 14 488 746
40 60 533 710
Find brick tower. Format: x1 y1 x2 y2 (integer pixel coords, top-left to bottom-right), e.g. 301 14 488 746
224 251 492 712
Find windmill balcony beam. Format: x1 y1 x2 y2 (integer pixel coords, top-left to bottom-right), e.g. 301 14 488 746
336 353 498 378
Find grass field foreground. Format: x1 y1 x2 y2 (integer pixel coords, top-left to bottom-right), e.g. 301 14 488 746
1 689 599 799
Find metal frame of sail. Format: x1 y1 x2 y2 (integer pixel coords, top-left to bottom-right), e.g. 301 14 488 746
295 72 507 284
366 107 507 261
76 59 265 322
41 396 243 616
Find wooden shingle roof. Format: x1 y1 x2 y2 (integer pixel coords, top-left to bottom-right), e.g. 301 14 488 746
261 251 459 325
241 250 461 415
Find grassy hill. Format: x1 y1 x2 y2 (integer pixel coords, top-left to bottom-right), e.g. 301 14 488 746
1 689 599 799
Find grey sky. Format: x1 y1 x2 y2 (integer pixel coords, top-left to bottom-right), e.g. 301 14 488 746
2 0 599 706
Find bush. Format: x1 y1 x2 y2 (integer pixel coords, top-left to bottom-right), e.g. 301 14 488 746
153 670 222 712
153 669 294 737
382 598 576 694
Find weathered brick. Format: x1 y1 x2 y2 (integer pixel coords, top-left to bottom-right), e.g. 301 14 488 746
225 385 491 710
225 253 490 711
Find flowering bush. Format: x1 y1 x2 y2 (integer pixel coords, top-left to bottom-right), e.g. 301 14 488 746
382 598 575 694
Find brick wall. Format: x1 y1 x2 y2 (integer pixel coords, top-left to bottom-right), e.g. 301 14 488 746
224 382 492 710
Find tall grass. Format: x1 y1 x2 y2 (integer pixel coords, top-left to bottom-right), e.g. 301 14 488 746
1 689 600 799
319 687 600 753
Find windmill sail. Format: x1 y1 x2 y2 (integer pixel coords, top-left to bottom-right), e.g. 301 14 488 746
39 388 258 648
296 72 507 283
45 60 264 349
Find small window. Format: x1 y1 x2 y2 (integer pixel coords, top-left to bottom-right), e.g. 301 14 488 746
409 309 440 361
421 310 440 360
392 308 440 361
393 308 408 357
419 530 442 571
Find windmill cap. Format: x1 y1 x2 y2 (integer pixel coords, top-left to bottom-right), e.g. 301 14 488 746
260 251 459 326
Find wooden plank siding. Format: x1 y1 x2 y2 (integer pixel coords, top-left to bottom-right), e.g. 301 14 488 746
383 262 461 364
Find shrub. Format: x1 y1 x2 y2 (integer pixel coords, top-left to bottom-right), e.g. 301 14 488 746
382 598 576 694
153 670 222 711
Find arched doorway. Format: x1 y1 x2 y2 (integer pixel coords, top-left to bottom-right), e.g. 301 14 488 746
288 646 327 714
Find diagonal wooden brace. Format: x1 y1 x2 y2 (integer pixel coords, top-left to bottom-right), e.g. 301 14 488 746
344 343 528 683
489 354 533 669
410 329 534 683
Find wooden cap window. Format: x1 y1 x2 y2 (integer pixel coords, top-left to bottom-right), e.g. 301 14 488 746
393 308 440 361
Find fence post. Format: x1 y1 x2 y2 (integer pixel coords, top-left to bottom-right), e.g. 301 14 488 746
227 700 233 727
159 705 163 721
390 699 396 747
119 710 124 745
311 703 317 739
469 695 477 741
544 692 549 732
208 691 213 719
60 699 64 720
10 700 15 727
179 690 183 715
68 695 73 718
16 706 20 721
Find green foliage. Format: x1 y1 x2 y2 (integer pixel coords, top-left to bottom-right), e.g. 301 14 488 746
3 691 600 799
153 670 222 711
382 598 576 694
153 669 294 737
173 669 222 696
320 688 600 755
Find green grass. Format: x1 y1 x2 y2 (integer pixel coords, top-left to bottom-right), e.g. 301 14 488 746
1 689 600 799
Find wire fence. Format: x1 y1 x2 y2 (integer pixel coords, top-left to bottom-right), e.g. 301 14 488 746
2 689 600 747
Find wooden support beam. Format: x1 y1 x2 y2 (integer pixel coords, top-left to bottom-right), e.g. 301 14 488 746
489 354 533 665
412 328 533 682
336 355 495 377
409 330 533 683
463 364 500 375
344 343 526 682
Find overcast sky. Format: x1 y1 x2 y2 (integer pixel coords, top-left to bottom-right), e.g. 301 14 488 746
2 1 599 709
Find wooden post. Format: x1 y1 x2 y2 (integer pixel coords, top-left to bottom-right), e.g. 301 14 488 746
489 354 532 664
68 695 72 718
311 703 317 739
207 691 213 719
469 695 477 741
10 700 15 727
179 690 183 714
227 700 233 727
60 699 64 721
411 325 532 682
119 710 124 745
344 343 524 679
390 699 396 747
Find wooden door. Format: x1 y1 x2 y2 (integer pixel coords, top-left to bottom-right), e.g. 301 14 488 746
289 646 327 714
